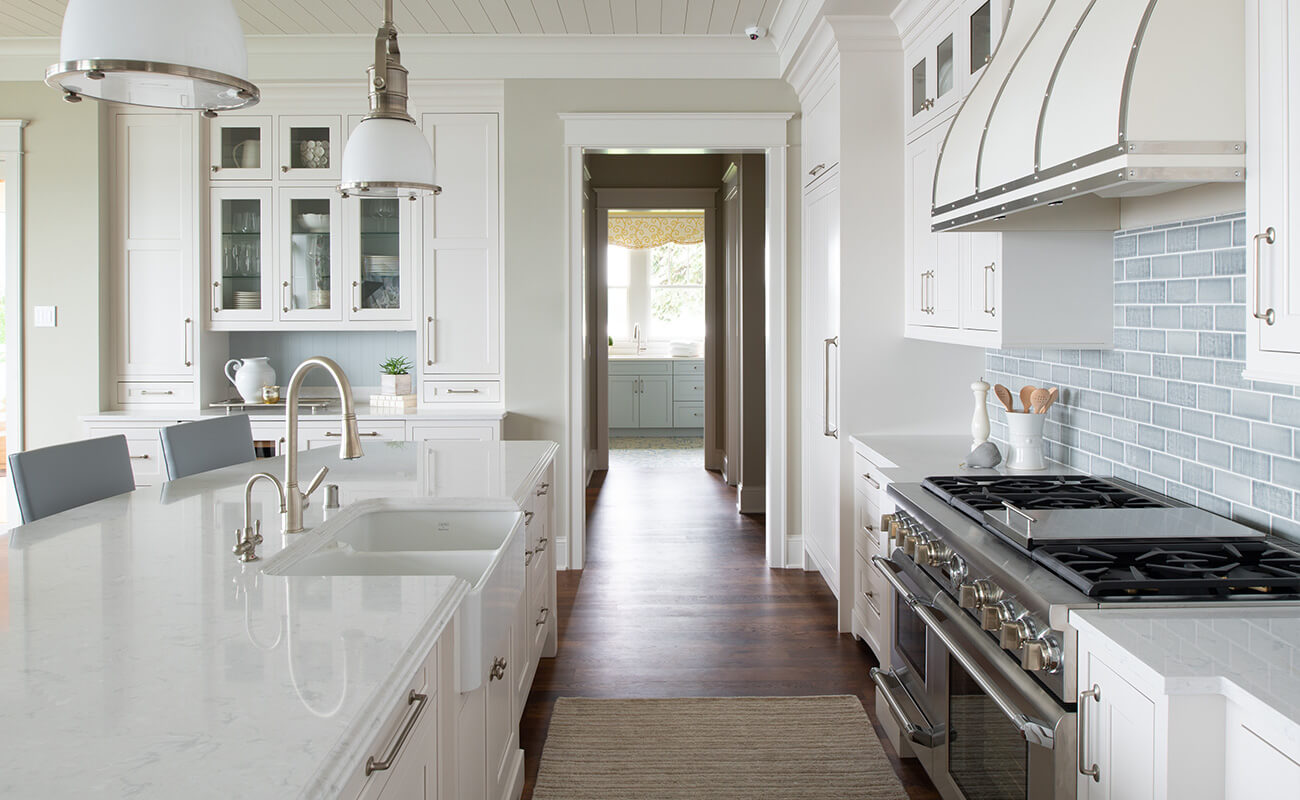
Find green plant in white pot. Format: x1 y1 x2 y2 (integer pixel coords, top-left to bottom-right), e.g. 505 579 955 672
379 356 414 396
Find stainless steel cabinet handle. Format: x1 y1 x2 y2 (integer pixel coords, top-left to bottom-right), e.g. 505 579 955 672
524 549 534 566
872 555 1057 748
1078 685 1101 782
425 316 435 365
808 163 827 177
536 482 550 496
983 263 997 317
445 388 480 394
862 473 880 490
212 281 221 314
536 607 550 626
536 537 548 553
129 454 150 460
1253 227 1276 325
140 390 174 396
352 280 360 313
325 431 382 437
489 657 507 682
822 336 838 439
282 280 290 314
183 317 193 367
524 511 535 524
365 690 428 776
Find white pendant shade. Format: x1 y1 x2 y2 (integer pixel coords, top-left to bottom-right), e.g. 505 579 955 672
340 117 440 198
46 0 258 113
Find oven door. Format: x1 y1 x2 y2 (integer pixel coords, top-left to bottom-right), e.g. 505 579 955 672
873 553 1078 800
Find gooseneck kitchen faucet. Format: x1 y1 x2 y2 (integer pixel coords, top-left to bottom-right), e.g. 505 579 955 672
284 356 363 532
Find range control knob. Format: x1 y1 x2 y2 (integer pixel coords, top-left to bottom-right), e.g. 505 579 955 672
902 527 923 559
945 553 968 587
999 616 1041 651
1021 636 1063 673
959 579 1000 610
917 538 951 568
981 599 1018 632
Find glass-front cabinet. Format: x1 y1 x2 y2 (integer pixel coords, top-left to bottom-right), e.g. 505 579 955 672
210 187 274 323
906 0 1005 136
277 115 342 181
345 195 414 322
210 116 273 180
278 188 343 321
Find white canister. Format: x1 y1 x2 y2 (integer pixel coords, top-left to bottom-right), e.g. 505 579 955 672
1005 412 1047 471
225 357 277 403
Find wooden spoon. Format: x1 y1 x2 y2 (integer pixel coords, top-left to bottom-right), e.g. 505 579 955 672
1019 385 1037 413
1030 387 1051 414
993 384 1015 413
1041 387 1060 414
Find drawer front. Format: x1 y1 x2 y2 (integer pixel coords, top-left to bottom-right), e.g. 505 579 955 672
125 436 165 485
854 491 881 560
117 381 195 405
407 422 498 441
673 402 704 428
673 376 705 402
609 359 672 375
340 644 435 800
672 359 705 376
422 379 501 403
855 554 885 623
302 421 406 451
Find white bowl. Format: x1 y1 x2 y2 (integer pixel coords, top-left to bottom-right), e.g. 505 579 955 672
297 213 329 232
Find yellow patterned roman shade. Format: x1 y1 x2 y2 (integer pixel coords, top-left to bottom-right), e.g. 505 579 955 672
607 211 705 249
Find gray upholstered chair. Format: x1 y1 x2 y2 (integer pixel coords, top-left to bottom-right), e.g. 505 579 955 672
159 414 257 481
9 434 137 523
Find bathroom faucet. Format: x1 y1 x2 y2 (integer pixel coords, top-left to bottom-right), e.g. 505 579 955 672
284 356 363 533
233 472 287 562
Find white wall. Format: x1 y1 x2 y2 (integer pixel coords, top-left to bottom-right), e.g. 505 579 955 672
501 79 801 550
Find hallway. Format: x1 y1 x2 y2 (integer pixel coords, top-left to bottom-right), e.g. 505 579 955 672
518 457 939 799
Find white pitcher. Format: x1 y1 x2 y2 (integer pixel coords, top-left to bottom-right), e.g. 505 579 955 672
225 357 276 403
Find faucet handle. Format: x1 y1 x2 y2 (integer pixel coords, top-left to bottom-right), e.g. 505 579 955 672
303 466 330 499
249 519 263 546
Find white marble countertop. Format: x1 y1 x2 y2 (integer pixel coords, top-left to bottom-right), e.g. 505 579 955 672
0 439 557 798
848 432 1077 483
607 353 702 361
1072 607 1300 734
83 402 507 423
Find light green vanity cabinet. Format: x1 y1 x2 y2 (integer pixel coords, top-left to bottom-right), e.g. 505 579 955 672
608 359 702 431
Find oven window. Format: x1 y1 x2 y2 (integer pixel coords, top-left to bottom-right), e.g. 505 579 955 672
895 599 927 680
948 656 1028 799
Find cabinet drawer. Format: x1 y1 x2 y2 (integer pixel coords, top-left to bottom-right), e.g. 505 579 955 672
340 644 436 800
117 382 195 405
854 491 880 560
302 421 406 450
422 380 501 403
609 359 672 375
673 402 704 428
853 452 886 498
407 422 498 442
673 376 704 402
854 555 885 622
671 359 705 376
125 436 165 486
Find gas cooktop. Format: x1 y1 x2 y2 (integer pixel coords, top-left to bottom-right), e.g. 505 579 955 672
1034 540 1300 598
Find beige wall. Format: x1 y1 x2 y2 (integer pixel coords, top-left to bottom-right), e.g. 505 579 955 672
0 82 102 449
501 79 799 555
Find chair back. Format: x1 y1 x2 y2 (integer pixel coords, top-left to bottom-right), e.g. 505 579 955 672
160 414 257 481
9 434 136 523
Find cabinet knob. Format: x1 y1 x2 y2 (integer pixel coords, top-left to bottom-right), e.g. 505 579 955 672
489 656 507 681
211 165 220 173
281 165 289 173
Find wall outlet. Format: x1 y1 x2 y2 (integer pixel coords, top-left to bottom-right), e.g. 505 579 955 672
34 306 57 328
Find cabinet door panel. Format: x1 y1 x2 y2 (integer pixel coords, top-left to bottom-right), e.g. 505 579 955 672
485 633 514 798
346 196 415 323
423 114 498 241
637 375 673 428
1226 722 1300 798
278 188 343 321
1257 1 1300 353
1082 653 1155 800
608 376 639 428
961 232 1000 332
424 249 500 374
210 116 273 180
211 187 275 324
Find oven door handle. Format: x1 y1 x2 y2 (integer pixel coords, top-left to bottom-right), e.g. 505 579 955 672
871 555 1057 749
870 667 940 748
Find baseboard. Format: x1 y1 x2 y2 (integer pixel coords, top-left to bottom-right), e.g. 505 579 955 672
737 482 765 514
802 539 838 599
705 447 724 471
784 534 805 569
555 537 569 570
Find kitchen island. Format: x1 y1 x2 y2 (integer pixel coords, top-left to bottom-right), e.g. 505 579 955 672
0 439 557 799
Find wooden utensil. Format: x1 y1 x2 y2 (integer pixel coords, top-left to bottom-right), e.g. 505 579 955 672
1041 387 1060 414
993 384 1015 413
1030 387 1051 414
1019 385 1037 413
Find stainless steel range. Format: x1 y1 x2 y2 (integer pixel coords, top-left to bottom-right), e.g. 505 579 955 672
870 474 1300 800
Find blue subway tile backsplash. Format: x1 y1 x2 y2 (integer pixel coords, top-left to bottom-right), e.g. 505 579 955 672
987 212 1300 541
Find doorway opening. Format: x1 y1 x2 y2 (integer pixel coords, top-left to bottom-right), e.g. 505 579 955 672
0 120 25 533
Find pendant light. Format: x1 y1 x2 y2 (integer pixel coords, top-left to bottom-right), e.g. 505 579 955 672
45 0 258 116
339 0 440 200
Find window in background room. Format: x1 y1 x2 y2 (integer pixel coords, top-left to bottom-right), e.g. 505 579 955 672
607 244 631 341
606 209 706 346
648 241 705 341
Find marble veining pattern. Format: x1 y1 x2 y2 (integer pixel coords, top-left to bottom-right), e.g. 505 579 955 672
0 440 556 798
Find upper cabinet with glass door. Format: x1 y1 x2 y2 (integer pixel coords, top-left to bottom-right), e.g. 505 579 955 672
210 116 273 180
278 116 342 181
345 195 415 322
278 188 343 322
210 187 275 324
905 0 1006 138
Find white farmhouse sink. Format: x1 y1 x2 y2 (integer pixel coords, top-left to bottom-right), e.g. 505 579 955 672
264 502 524 692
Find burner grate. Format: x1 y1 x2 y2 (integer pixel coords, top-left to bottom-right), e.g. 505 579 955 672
923 475 1166 514
1033 540 1300 597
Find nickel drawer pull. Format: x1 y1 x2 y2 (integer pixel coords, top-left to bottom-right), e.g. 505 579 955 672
129 454 151 461
1253 228 1277 325
489 657 507 682
1078 685 1101 782
282 280 290 314
808 162 827 177
444 388 480 394
536 537 548 553
212 281 221 314
183 317 193 367
425 316 435 365
524 549 534 566
524 511 535 524
351 280 360 313
822 336 838 439
536 482 550 496
326 431 382 437
536 607 550 626
365 690 428 776
862 473 880 490
140 390 174 396
983 263 997 317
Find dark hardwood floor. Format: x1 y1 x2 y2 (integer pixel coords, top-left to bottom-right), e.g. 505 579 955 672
519 452 940 799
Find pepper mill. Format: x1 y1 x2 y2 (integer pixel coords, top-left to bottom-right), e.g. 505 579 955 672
971 377 991 450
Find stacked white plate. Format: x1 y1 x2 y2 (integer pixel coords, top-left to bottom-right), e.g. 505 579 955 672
233 291 260 309
363 255 400 277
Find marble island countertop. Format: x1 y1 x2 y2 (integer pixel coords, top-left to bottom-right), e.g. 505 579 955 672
848 433 1077 482
0 439 557 798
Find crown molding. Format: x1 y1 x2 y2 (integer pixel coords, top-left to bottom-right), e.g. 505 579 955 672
0 34 781 82
784 15 900 98
0 119 26 153
890 0 952 44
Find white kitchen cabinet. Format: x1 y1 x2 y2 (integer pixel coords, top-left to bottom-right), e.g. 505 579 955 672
1078 651 1157 800
801 170 840 595
208 115 273 181
849 446 894 669
210 186 275 323
904 0 1006 138
1245 0 1300 382
802 73 840 187
905 122 960 329
345 195 415 323
110 112 199 403
276 114 342 182
356 689 439 800
421 114 501 384
1225 714 1300 798
278 187 344 322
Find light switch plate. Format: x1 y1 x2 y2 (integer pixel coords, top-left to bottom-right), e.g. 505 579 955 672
34 306 57 328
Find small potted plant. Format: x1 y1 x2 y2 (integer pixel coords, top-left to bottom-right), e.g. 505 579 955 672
379 356 414 396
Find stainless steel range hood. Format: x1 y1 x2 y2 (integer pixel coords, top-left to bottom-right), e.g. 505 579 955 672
931 0 1245 232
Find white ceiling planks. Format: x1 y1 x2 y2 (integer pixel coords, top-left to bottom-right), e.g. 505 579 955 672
0 0 786 36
